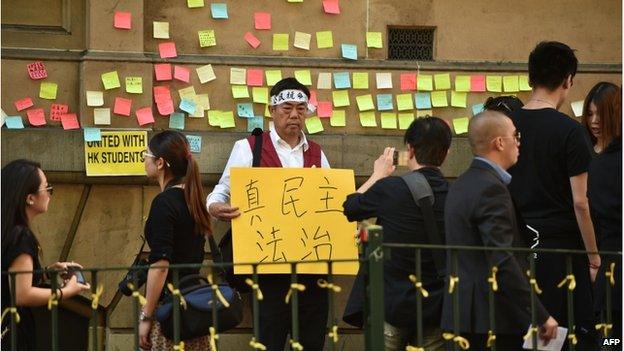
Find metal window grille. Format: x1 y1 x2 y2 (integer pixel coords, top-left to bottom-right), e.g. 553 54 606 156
388 27 435 61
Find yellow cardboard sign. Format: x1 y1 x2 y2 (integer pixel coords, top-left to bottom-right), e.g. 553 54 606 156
231 168 358 274
84 131 147 176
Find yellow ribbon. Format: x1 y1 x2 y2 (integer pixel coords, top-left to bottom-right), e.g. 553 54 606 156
209 326 219 351
245 278 264 301
47 290 59 310
284 283 306 304
568 333 577 345
167 283 188 310
448 276 459 294
529 279 543 294
523 326 539 341
289 339 304 350
405 346 425 351
91 284 104 310
173 341 185 351
556 274 576 291
606 262 616 286
487 267 499 292
328 325 339 343
595 323 613 338
208 274 230 308
408 275 429 298
249 337 267 350
0 307 20 325
317 279 342 293
486 330 496 348
442 333 470 350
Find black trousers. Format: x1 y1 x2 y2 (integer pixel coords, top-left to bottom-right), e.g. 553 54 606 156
461 333 524 351
258 274 328 351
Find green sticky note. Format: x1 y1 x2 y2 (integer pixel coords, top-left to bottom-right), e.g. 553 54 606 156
486 76 502 92
169 112 185 130
187 0 204 8
451 91 467 108
431 91 448 107
398 113 414 130
396 93 414 111
273 33 289 51
39 82 58 100
231 85 249 99
366 32 382 48
455 75 471 92
453 117 469 135
265 70 282 86
305 116 324 134
330 110 346 127
252 87 269 104
198 30 216 47
332 90 350 107
359 111 377 127
220 111 235 128
352 72 369 89
101 71 121 90
503 76 519 92
208 110 222 127
356 94 375 111
125 77 143 94
434 73 451 91
316 31 333 49
381 112 397 129
294 70 312 86
417 75 433 91
519 75 531 91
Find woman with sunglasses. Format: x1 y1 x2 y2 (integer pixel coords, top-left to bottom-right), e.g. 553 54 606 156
1 159 90 350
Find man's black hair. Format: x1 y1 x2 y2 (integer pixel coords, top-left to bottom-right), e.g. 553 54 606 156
528 41 578 91
403 116 452 167
270 77 310 98
483 96 524 117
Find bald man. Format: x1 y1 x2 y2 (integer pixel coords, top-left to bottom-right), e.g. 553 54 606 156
441 111 558 350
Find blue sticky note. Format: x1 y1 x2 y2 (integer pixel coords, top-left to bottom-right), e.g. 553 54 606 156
237 103 254 118
247 116 264 132
376 94 394 111
83 127 102 142
211 3 228 19
186 135 202 153
341 44 358 60
333 72 351 89
5 116 24 129
169 112 185 130
472 103 485 116
179 99 196 115
415 92 432 109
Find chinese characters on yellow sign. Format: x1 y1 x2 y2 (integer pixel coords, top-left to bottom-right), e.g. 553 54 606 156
231 168 358 275
84 131 147 176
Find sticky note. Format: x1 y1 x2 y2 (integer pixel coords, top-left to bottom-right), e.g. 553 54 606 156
154 86 171 102
332 90 350 107
158 42 177 58
169 112 185 130
198 30 216 48
341 44 358 60
356 94 375 111
220 111 235 128
333 72 351 89
417 109 432 118
294 31 312 50
136 107 154 126
155 63 172 81
519 75 531 91
84 128 102 142
178 86 197 102
322 0 340 14
230 68 247 85
5 116 24 129
211 3 228 19
265 70 282 86
317 73 332 90
172 66 190 83
381 112 397 129
50 103 68 121
434 73 451 91
415 92 432 109
156 100 174 115
377 94 393 111
571 100 584 117
187 135 202 153
244 32 261 49
94 108 111 125
114 11 131 29
294 70 312 86
86 91 104 107
187 0 204 8
247 69 264 86
417 75 433 91
486 76 502 92
60 113 79 130
366 32 382 48
192 94 210 117
471 75 486 92
455 75 471 92
352 72 369 89
231 85 250 99
317 101 333 118
14 97 34 111
376 73 393 89
453 117 469 135
400 73 416 91
287 0 303 2
431 91 448 107
180 99 196 114
359 111 377 127
113 97 132 116
252 87 269 104
309 90 318 106
39 82 58 100
101 71 120 90
305 116 324 134
153 21 169 39
396 93 414 111
208 110 222 127
27 108 46 126
330 110 346 127
247 116 264 132
503 76 519 92
316 31 333 49
472 103 485 116
398 113 414 130
254 12 271 30
125 77 143 94
237 103 254 118
272 33 289 51
196 64 216 84
451 91 467 108
27 61 47 80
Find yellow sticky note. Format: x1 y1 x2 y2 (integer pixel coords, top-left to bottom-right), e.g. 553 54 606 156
196 64 216 84
398 112 414 130
356 94 375 111
305 116 324 134
125 77 143 94
39 82 58 100
230 68 247 85
265 70 282 86
294 70 312 86
431 91 448 107
503 76 519 92
381 112 397 129
264 104 271 117
453 117 469 135
187 0 204 8
273 33 289 51
317 72 332 90
396 93 414 111
153 21 170 39
486 76 502 92
198 30 216 47
455 75 471 92
178 86 196 101
252 87 269 104
86 91 104 107
416 109 432 118
294 31 311 50
359 111 377 127
366 32 383 48
352 72 369 89
231 85 250 99
330 110 346 127
332 90 350 107
316 31 333 49
101 71 120 90
191 94 210 117
519 75 531 91
417 75 433 91
450 91 467 108
208 110 222 127
434 73 451 91
220 111 236 128
287 0 303 2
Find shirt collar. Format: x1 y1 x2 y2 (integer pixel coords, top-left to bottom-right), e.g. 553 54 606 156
269 125 309 151
475 156 512 185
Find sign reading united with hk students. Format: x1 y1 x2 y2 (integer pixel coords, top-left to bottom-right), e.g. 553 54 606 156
84 131 147 176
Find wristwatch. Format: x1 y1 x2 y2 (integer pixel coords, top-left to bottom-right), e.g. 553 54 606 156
139 310 154 322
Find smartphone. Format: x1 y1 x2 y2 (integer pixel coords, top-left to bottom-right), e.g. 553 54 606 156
68 267 87 284
393 150 399 166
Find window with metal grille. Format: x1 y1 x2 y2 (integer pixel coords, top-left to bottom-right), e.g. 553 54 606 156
387 27 435 61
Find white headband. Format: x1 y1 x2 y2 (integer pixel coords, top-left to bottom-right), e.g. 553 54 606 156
269 89 316 114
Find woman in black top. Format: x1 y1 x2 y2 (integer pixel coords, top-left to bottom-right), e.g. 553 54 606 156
1 159 90 350
138 131 212 351
581 82 620 155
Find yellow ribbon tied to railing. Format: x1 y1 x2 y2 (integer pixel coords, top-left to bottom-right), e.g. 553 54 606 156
128 283 147 307
442 333 470 350
0 307 20 325
317 279 342 293
209 326 219 351
173 341 185 351
289 339 304 350
405 345 425 351
284 283 306 304
249 337 267 350
245 278 264 301
47 290 59 310
448 276 459 294
568 333 578 345
208 274 230 308
91 284 104 310
167 283 188 310
486 330 496 348
328 325 339 343
556 274 576 291
529 279 543 295
487 267 499 292
523 326 539 341
408 275 429 298
606 262 616 287
595 323 613 338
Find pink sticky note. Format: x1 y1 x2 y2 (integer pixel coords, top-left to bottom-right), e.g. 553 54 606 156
158 42 177 58
244 32 261 49
60 113 80 130
254 12 271 30
400 73 416 91
323 0 340 14
309 90 318 106
174 65 190 83
114 11 132 29
154 64 172 81
153 86 172 104
471 75 486 92
157 100 174 115
136 107 155 126
317 101 333 118
27 108 46 126
14 97 34 111
247 69 264 86
50 103 69 121
27 61 47 80
114 97 132 116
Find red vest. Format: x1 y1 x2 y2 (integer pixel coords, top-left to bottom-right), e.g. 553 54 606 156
246 131 322 168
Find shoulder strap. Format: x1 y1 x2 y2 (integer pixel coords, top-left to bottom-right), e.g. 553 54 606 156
401 171 446 277
251 128 263 167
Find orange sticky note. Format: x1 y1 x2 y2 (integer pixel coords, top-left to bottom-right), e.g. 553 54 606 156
400 73 416 91
247 69 264 86
254 12 271 30
244 32 261 49
317 101 333 118
154 63 172 81
136 107 154 126
14 97 34 111
471 75 486 92
323 0 340 14
158 42 177 58
60 113 80 130
27 108 46 126
114 97 132 116
174 65 190 83
114 11 132 29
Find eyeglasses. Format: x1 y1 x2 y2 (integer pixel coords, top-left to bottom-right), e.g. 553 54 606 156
501 130 521 144
38 184 54 196
141 150 157 159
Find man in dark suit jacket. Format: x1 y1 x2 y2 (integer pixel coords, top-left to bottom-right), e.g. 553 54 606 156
442 110 559 350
